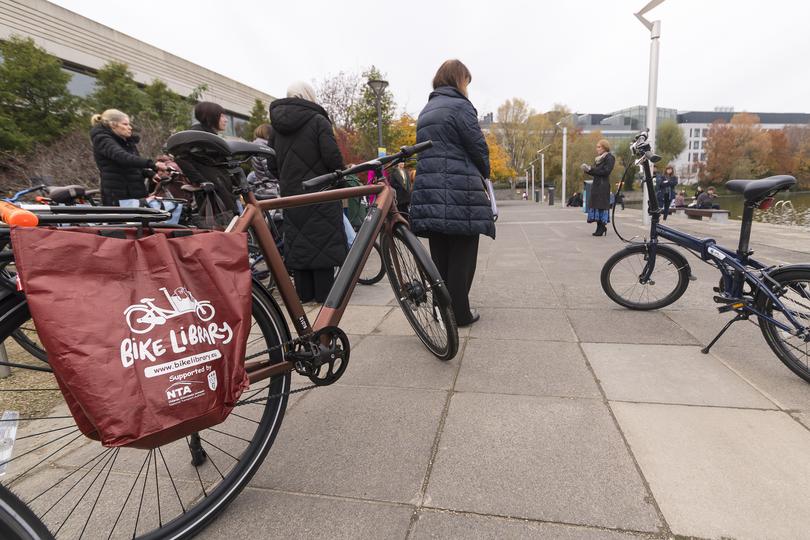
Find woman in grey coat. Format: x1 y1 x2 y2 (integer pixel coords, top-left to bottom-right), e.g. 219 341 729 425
410 59 494 327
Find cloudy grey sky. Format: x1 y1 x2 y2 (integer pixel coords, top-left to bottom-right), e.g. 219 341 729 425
52 0 809 117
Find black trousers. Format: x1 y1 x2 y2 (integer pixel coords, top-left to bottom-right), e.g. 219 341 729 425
294 268 335 303
427 233 479 326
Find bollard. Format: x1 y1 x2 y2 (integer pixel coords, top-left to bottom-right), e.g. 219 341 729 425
534 190 540 203
548 186 556 206
0 342 9 379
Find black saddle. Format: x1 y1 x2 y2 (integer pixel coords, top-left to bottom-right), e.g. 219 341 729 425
165 131 275 161
46 185 87 204
725 175 795 202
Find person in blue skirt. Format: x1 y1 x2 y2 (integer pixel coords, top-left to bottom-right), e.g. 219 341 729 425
581 139 615 236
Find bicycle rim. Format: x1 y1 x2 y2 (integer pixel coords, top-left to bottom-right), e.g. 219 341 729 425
758 269 810 383
0 285 290 539
382 226 458 360
601 245 688 310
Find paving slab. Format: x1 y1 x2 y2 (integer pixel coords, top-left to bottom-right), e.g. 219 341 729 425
337 334 460 390
612 402 810 539
566 309 698 345
337 304 392 335
411 509 648 539
470 308 577 342
251 385 446 503
372 306 471 338
348 281 395 306
456 338 601 398
583 343 775 408
425 392 661 532
199 489 413 539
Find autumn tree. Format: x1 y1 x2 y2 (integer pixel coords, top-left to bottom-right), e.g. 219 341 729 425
495 98 535 173
656 120 686 166
486 132 516 181
704 113 770 183
316 71 363 131
350 66 396 158
0 36 81 152
387 114 417 152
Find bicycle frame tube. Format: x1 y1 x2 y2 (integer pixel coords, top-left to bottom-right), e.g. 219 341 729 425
233 183 395 384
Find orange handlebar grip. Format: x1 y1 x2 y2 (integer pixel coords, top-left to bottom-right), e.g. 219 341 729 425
0 201 38 227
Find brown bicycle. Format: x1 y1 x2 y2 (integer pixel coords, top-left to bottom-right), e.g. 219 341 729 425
0 132 457 539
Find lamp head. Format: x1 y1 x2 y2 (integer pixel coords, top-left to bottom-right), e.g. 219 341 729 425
367 79 389 96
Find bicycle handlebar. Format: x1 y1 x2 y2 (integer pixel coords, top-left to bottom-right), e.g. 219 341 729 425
301 141 433 192
0 201 39 227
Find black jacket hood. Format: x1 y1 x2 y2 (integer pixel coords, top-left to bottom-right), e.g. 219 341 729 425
269 98 330 135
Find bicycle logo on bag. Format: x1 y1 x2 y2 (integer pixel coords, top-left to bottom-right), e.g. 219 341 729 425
125 287 216 334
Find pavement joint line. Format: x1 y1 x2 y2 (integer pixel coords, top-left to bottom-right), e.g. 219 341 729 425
517 222 672 536
416 506 667 539
241 484 416 509
404 333 469 540
330 382 453 393
606 398 781 412
450 389 602 401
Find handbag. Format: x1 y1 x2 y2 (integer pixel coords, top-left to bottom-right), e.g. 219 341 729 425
482 178 498 222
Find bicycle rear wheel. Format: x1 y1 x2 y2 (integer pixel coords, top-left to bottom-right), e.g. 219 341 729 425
382 224 458 360
358 242 385 285
757 267 810 383
11 326 46 363
601 244 690 310
0 485 54 540
0 283 290 539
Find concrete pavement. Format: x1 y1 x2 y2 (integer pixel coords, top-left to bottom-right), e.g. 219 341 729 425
201 201 810 540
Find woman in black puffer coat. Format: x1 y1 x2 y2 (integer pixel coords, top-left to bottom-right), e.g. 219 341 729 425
411 59 494 327
90 109 163 205
268 82 347 304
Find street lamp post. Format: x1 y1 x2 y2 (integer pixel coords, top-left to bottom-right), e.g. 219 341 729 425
636 0 666 225
367 79 389 154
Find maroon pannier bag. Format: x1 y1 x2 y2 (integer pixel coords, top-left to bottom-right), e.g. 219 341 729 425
10 226 252 449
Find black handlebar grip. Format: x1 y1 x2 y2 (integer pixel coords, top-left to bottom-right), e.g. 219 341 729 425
402 140 433 156
301 171 340 191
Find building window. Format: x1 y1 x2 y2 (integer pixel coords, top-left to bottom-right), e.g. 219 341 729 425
701 153 706 161
63 68 97 98
702 129 708 137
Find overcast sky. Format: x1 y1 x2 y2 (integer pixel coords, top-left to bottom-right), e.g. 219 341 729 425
51 0 809 117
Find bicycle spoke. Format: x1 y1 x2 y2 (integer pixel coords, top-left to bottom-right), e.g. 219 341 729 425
78 447 119 538
157 446 186 515
54 445 118 535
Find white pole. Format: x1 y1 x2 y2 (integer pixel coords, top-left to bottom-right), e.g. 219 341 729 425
541 154 545 203
639 6 662 226
561 126 567 207
531 163 535 202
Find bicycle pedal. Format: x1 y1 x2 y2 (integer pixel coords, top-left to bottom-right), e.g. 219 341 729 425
712 286 721 293
713 295 742 305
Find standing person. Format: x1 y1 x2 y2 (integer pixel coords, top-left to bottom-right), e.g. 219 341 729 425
268 81 347 304
410 59 494 327
656 165 678 220
90 109 165 206
389 161 411 214
251 123 279 196
581 139 615 236
174 101 237 224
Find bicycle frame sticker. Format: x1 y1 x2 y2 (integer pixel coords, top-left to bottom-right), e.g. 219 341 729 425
707 245 726 260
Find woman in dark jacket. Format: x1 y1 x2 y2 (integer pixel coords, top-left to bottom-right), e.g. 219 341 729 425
411 60 494 327
582 139 615 236
268 81 347 304
174 101 237 222
90 109 163 205
655 165 678 220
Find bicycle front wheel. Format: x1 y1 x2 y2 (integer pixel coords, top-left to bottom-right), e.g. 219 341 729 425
0 485 53 540
757 267 810 383
382 224 458 360
358 242 385 285
0 283 290 539
601 244 690 310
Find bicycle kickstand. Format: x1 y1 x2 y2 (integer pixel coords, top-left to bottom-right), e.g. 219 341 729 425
701 314 746 354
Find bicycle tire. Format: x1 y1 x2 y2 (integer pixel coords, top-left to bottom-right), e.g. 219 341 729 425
601 243 690 310
0 485 53 540
0 283 290 539
382 224 458 360
10 327 46 362
756 267 810 383
358 242 385 285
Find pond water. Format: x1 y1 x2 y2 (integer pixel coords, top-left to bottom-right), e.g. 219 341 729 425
625 191 810 228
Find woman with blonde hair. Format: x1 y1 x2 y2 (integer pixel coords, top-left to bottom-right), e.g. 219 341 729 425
581 138 615 236
90 109 164 205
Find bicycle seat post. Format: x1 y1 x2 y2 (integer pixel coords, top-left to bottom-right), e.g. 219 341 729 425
737 202 756 260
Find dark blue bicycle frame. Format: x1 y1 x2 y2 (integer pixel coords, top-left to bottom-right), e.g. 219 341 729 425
637 157 806 336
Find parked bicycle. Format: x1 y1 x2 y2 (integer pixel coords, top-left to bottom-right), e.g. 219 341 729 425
601 131 810 382
0 133 456 539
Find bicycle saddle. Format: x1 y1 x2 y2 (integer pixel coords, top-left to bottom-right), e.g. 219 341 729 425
226 140 275 159
46 185 87 203
165 130 232 159
725 175 796 202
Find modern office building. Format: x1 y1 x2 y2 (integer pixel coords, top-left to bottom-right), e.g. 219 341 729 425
0 0 276 137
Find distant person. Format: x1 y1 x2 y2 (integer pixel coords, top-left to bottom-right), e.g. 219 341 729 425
410 59 494 328
656 165 678 220
90 109 165 206
522 191 528 200
566 192 582 207
674 190 687 208
268 81 347 304
174 101 237 223
697 186 720 209
581 139 615 236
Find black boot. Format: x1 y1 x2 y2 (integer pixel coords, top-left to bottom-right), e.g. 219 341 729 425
592 222 601 236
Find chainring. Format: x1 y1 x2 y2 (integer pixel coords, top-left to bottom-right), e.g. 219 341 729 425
293 326 350 386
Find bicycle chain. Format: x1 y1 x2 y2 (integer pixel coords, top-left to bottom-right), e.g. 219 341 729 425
236 335 318 406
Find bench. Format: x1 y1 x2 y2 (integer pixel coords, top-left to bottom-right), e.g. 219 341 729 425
684 208 730 224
